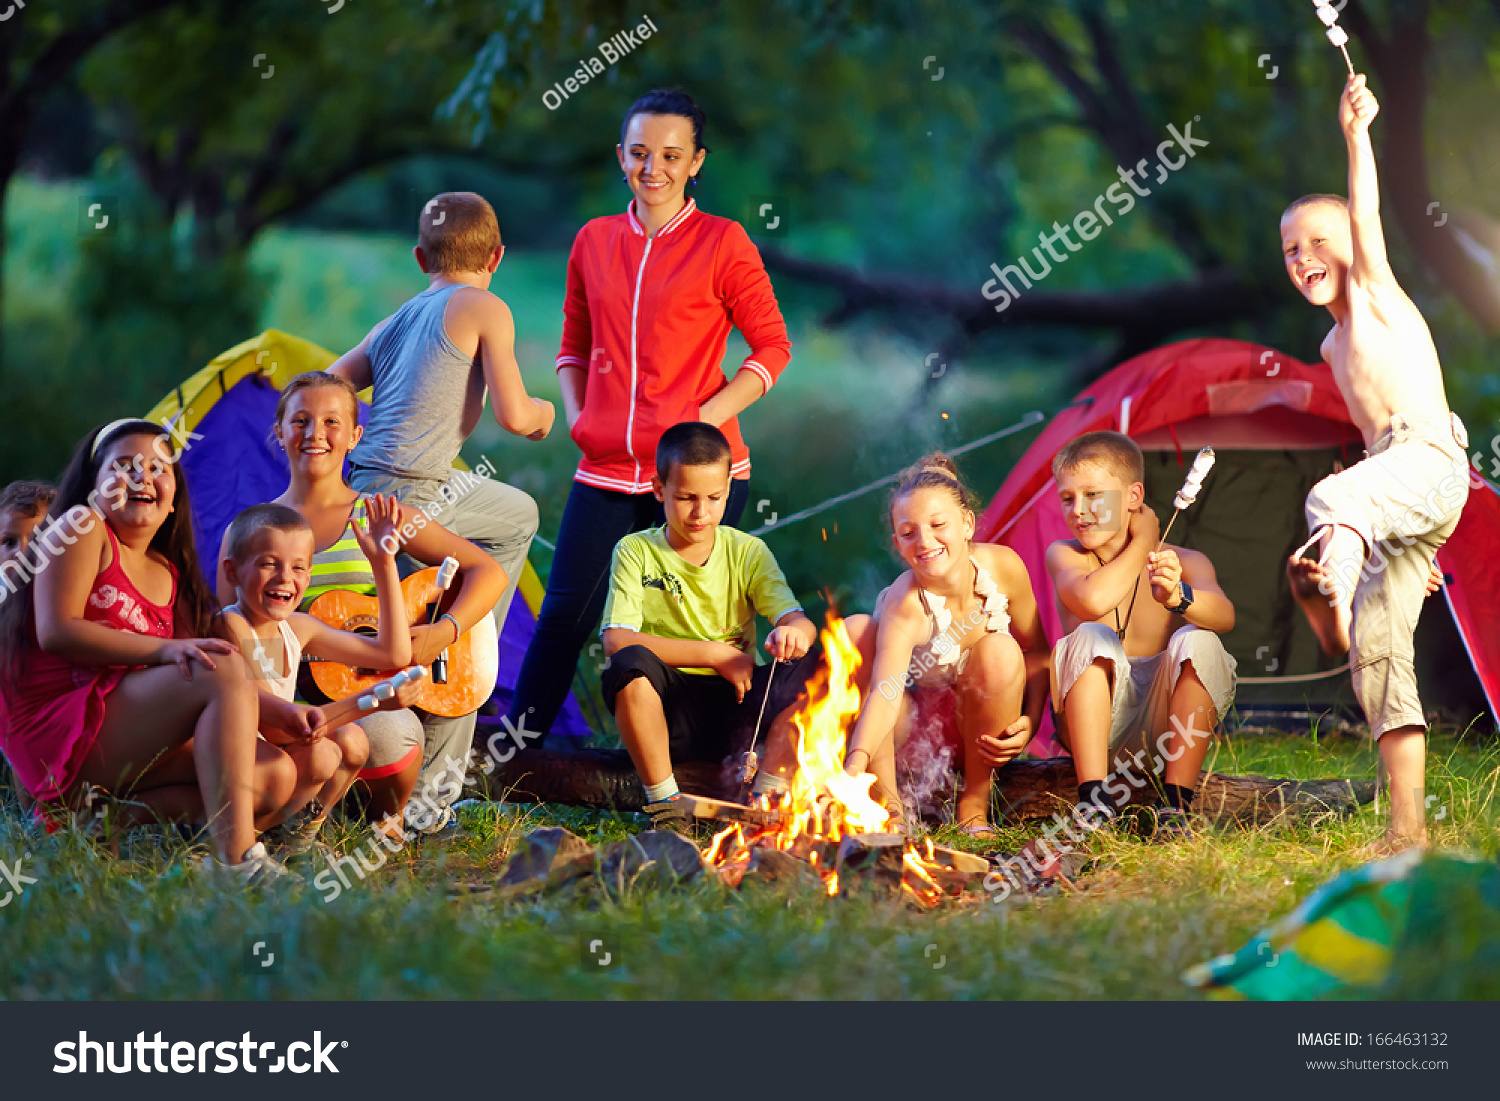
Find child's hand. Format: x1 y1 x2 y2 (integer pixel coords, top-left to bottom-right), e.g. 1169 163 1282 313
764 626 809 662
977 716 1032 767
1340 73 1378 139
527 398 556 441
714 646 755 704
1127 505 1160 547
354 495 403 562
301 706 328 743
410 620 459 667
1147 548 1184 607
257 698 317 745
158 638 237 681
377 680 425 712
1424 563 1444 596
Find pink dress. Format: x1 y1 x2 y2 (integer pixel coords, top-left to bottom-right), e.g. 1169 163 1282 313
0 523 177 801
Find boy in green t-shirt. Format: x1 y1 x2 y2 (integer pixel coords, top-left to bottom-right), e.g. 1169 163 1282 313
600 423 819 806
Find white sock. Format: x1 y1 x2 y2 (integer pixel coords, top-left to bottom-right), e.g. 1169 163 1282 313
643 775 680 803
752 773 789 797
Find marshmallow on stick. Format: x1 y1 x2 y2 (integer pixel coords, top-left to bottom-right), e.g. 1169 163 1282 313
1156 447 1216 551
1311 0 1355 75
311 666 428 739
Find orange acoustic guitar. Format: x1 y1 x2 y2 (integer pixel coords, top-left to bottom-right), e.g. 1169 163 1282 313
301 563 498 718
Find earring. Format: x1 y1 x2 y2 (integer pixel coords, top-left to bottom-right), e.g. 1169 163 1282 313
690 176 699 187
621 174 628 182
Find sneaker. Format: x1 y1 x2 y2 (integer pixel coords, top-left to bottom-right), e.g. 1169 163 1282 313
200 841 303 886
404 803 466 841
1152 806 1194 841
643 790 690 824
261 799 328 860
1071 798 1119 836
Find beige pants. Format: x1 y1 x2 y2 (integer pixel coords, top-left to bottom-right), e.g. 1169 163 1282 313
1052 623 1238 755
1303 413 1470 738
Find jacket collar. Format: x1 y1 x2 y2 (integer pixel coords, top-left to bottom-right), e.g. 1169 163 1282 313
626 196 699 238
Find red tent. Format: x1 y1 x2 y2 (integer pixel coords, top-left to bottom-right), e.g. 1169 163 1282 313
974 337 1498 755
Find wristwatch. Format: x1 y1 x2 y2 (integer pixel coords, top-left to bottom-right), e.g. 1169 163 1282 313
1167 582 1194 615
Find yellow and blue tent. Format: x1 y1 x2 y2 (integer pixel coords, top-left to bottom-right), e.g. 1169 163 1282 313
145 329 592 739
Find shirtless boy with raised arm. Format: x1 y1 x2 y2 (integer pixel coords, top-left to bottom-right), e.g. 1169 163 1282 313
1280 74 1470 851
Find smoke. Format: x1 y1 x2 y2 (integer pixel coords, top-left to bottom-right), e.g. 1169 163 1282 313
897 707 958 817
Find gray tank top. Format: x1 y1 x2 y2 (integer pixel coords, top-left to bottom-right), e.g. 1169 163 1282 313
353 283 486 480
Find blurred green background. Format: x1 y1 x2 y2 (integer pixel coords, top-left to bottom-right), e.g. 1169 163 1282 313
4 0 1499 622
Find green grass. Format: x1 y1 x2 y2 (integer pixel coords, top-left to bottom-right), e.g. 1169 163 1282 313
3 727 1497 1000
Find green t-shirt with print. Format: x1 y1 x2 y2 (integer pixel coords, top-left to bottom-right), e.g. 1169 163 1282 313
601 524 802 675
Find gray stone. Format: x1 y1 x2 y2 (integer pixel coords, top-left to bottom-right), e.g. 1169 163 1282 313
600 830 707 889
496 826 595 889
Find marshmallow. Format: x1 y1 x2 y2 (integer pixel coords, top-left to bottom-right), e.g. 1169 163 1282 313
435 556 460 590
1172 448 1217 511
1326 26 1348 47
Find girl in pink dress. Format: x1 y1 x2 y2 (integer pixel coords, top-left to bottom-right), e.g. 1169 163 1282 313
0 420 290 881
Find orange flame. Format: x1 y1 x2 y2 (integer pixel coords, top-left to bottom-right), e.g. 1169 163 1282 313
700 614 951 906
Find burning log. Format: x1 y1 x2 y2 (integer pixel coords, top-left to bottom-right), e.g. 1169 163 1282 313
738 847 823 890
835 832 908 898
481 745 1373 828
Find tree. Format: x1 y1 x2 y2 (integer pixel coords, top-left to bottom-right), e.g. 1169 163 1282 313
0 0 180 360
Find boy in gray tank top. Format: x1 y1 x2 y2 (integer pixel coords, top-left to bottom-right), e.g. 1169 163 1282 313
331 192 554 823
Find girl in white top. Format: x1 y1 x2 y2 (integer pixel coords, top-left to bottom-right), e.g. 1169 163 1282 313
840 454 1050 835
216 498 411 842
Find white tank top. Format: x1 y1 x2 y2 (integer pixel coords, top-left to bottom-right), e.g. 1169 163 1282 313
223 603 303 702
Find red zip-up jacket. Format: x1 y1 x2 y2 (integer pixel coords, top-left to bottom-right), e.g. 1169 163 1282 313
556 198 792 493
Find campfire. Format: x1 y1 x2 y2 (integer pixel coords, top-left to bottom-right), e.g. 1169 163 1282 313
700 615 960 907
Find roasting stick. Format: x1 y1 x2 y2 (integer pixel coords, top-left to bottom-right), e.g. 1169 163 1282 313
1310 0 1355 76
311 665 427 738
427 556 460 684
1156 447 1216 552
738 658 779 793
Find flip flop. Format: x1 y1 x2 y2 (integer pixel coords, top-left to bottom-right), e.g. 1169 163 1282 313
958 823 999 840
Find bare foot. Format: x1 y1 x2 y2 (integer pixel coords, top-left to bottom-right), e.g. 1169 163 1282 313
1287 555 1351 655
1350 830 1426 862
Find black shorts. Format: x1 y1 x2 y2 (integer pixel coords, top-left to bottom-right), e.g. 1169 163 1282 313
599 644 821 765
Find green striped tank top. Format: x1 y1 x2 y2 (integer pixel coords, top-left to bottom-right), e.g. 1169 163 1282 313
300 499 378 609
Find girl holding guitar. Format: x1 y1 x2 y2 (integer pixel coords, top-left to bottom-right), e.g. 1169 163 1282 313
215 371 506 841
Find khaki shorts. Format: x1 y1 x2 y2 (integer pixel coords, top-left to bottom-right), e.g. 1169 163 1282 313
1051 624 1238 757
1303 413 1470 738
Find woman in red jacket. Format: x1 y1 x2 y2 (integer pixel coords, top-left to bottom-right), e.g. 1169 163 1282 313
509 88 792 736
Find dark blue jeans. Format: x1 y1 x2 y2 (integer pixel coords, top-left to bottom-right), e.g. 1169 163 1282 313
508 478 750 735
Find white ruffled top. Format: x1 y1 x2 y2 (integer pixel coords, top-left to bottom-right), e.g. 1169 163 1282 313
875 555 1011 687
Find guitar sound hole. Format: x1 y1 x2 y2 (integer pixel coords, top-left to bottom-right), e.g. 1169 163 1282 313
352 624 380 676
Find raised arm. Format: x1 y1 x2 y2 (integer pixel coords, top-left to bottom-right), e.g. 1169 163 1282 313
1342 73 1395 287
465 292 554 439
296 495 412 670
